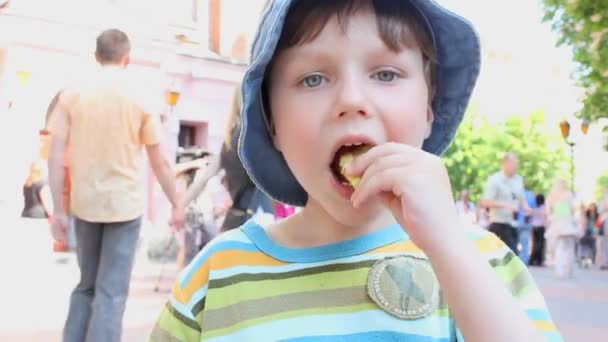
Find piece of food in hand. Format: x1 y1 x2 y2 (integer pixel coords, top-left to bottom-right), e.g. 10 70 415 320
337 145 371 188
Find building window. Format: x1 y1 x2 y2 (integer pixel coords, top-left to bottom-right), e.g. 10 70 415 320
179 124 196 148
207 0 267 62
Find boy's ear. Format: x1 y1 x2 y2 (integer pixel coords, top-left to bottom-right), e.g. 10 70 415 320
424 107 434 139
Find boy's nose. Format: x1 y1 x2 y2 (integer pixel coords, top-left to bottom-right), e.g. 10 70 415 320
335 78 370 118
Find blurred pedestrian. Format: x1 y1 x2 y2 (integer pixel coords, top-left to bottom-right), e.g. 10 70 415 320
529 194 547 266
546 179 580 279
47 29 184 342
21 160 51 219
44 89 75 252
455 190 477 229
596 188 608 270
481 153 531 253
516 189 536 265
184 83 274 232
578 203 599 268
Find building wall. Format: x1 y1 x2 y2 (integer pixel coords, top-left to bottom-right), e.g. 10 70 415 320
0 0 265 221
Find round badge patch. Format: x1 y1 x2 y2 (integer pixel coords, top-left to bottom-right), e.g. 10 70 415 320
367 255 440 320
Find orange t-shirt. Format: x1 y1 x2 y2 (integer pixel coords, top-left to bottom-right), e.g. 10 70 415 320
49 66 163 222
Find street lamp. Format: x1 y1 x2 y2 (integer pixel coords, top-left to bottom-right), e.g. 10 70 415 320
559 119 589 191
165 88 181 121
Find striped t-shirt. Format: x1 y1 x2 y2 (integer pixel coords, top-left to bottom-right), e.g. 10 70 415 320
150 222 561 341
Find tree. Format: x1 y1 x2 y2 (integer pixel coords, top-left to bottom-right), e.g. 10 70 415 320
597 170 608 202
541 1 608 123
443 109 571 203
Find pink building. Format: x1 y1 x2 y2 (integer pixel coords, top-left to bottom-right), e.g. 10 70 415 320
0 0 266 223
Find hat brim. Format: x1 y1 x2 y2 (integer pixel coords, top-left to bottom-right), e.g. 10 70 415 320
239 0 480 206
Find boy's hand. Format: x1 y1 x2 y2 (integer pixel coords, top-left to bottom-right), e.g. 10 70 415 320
347 142 460 252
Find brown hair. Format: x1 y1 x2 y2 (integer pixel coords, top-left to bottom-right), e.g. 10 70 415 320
267 0 438 100
96 29 131 64
25 160 44 187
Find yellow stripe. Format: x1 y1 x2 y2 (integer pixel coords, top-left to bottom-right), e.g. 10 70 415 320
474 233 506 253
370 240 424 254
174 250 287 303
534 320 557 332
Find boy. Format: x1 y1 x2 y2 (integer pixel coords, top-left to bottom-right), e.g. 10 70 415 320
151 0 561 341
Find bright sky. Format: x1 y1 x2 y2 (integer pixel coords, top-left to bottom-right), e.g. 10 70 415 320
438 0 608 201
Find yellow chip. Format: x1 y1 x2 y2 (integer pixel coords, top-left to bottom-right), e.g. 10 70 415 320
338 145 370 187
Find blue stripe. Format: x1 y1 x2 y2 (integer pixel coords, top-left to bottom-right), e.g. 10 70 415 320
169 296 196 320
525 309 552 321
187 284 209 311
205 310 453 342
242 222 408 263
179 240 259 287
543 331 564 342
465 229 488 241
283 331 451 342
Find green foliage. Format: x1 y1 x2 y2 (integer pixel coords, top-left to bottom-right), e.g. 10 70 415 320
597 170 608 202
541 0 608 122
443 109 571 203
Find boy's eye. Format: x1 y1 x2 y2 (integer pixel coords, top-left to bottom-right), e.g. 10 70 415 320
374 70 399 82
302 74 325 88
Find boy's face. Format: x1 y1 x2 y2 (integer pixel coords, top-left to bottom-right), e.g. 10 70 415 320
268 9 433 223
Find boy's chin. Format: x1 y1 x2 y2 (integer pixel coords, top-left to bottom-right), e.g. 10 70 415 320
328 201 386 227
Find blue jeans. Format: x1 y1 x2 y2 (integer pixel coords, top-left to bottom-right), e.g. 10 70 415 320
63 217 141 342
518 225 532 265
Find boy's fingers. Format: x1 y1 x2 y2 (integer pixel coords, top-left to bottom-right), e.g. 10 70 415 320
354 154 406 183
346 143 415 175
352 167 402 207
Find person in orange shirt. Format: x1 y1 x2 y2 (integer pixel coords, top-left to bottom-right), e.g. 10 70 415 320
47 29 184 342
44 90 73 251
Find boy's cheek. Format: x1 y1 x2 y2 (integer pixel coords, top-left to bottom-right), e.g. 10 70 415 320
274 119 321 161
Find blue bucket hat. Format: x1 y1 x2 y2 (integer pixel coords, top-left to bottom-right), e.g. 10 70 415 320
239 0 481 206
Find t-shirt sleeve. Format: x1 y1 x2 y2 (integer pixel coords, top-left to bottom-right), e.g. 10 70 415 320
455 230 563 341
140 110 163 146
48 92 70 141
149 247 211 341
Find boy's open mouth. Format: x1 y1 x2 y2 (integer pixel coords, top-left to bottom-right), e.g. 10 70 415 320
330 143 371 187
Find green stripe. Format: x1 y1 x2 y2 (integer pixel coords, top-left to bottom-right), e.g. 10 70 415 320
195 309 205 328
206 267 371 310
202 303 377 339
515 284 536 299
149 324 183 342
192 297 206 316
488 250 516 268
510 270 535 298
489 252 536 297
491 253 524 283
153 306 200 342
210 259 376 288
204 285 371 330
166 302 202 332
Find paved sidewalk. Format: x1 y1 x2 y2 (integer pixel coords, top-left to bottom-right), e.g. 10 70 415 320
0 213 179 342
532 266 608 341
